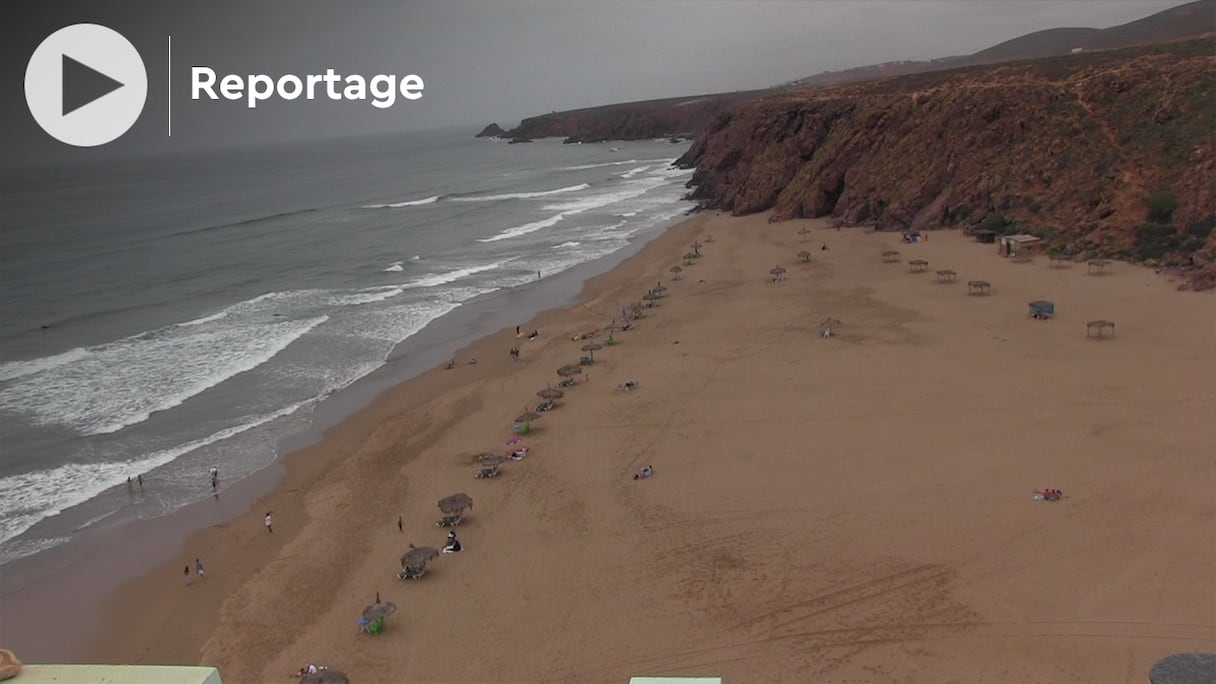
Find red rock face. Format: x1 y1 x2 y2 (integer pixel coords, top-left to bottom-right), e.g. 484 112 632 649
679 39 1216 288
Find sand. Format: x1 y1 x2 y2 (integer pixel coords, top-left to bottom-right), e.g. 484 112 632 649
83 214 1214 683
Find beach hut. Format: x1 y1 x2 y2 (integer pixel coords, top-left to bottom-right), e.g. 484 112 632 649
998 234 1043 258
935 269 957 282
908 259 929 272
1086 320 1115 338
975 230 997 244
1028 300 1054 319
967 280 991 295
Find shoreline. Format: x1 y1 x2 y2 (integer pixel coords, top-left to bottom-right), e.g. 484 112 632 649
0 210 708 664
9 212 1213 684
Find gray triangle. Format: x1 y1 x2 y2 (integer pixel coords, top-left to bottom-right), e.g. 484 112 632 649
62 54 124 116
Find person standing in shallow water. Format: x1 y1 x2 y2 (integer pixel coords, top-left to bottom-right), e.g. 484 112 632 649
195 558 205 579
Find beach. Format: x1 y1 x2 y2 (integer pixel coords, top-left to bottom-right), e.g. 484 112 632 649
32 213 1216 682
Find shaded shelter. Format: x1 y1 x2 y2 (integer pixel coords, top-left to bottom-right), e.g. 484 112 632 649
301 670 350 684
1049 253 1071 268
1086 320 1115 337
361 601 398 622
967 280 991 295
908 259 929 272
1028 300 1055 319
399 544 439 579
999 234 1042 258
975 230 996 244
882 250 900 263
796 250 811 263
682 252 698 265
798 226 811 241
1087 259 1112 274
670 265 683 280
537 388 563 401
1149 653 1216 684
935 269 957 282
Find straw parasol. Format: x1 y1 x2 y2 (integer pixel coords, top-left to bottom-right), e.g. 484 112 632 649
401 545 438 569
670 265 683 280
438 493 473 515
682 251 698 264
796 250 811 262
516 411 541 424
690 240 702 255
882 250 901 262
557 364 583 378
642 292 660 302
798 226 811 241
301 670 350 684
537 387 564 400
362 601 398 622
581 342 602 359
480 454 508 466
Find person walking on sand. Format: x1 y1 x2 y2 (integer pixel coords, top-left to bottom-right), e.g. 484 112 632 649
397 515 403 532
184 564 192 585
195 558 205 579
265 511 273 534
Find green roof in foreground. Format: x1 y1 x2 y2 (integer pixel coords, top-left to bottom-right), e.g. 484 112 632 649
18 664 222 684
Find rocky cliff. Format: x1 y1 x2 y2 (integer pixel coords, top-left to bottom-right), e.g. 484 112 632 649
475 123 507 138
500 90 773 143
678 39 1216 288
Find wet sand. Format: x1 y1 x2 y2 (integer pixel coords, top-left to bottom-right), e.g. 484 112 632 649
55 214 1216 682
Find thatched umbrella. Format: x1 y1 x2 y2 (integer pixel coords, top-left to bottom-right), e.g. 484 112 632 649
796 250 811 262
438 493 473 515
480 454 508 466
704 234 715 243
537 387 564 400
691 241 702 256
401 545 439 569
362 601 398 622
642 292 660 302
581 342 602 360
682 251 698 265
882 250 901 262
557 364 583 379
908 258 929 272
670 265 683 280
798 226 811 241
516 411 541 424
301 670 350 684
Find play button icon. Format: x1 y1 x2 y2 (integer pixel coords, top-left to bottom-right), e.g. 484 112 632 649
25 24 147 147
62 54 126 116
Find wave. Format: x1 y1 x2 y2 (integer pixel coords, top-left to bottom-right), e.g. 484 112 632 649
449 183 589 203
383 261 404 272
0 315 328 436
405 260 509 287
560 158 676 171
619 165 650 178
362 195 440 209
0 398 315 549
0 347 89 382
177 310 229 328
477 214 569 243
170 207 323 239
542 176 669 214
552 241 582 249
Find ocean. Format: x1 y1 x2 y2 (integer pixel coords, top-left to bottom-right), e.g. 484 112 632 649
0 128 693 566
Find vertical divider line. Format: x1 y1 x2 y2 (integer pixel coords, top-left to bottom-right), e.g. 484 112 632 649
167 35 172 137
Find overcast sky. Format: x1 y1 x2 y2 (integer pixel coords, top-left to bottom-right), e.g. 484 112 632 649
5 0 1188 162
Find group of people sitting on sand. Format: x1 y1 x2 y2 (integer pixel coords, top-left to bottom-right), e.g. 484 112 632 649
634 465 654 480
293 664 329 677
1034 488 1063 501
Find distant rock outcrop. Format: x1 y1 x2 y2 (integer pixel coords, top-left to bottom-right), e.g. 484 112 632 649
500 91 772 143
678 39 1216 289
475 123 507 138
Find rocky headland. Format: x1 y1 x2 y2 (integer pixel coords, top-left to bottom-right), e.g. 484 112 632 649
677 39 1216 289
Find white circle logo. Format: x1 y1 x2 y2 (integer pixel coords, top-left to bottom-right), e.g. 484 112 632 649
25 23 148 147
